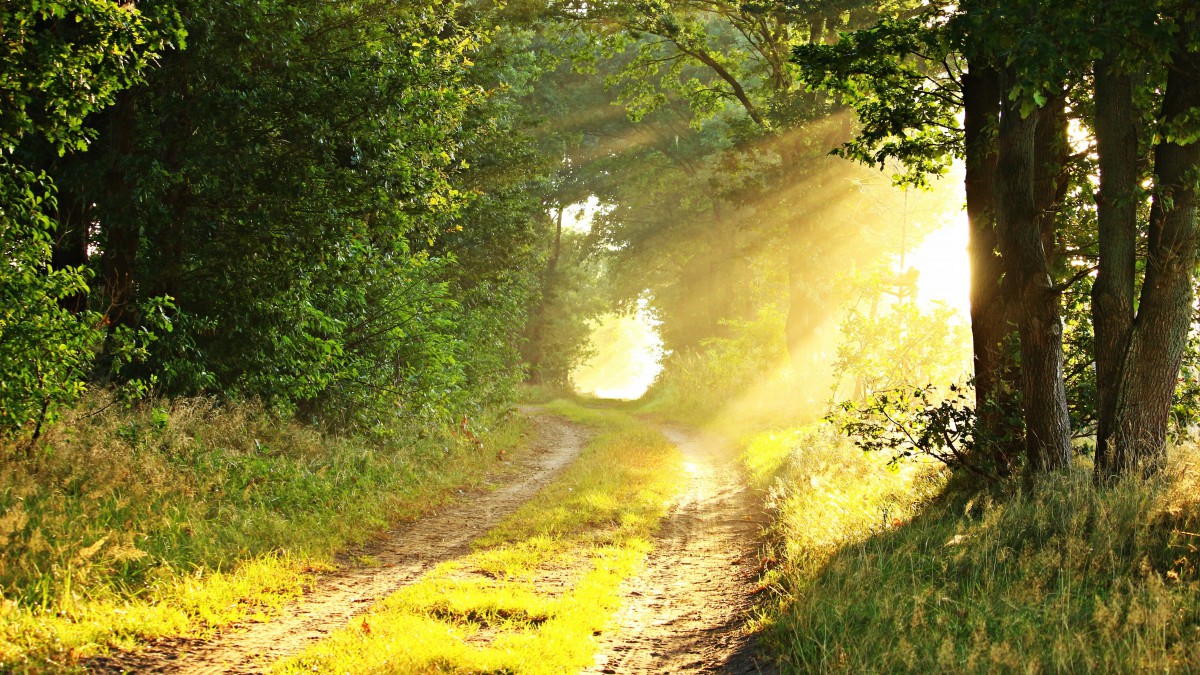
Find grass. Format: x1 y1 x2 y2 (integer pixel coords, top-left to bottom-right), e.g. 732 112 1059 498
0 394 526 673
273 400 684 674
746 421 1200 673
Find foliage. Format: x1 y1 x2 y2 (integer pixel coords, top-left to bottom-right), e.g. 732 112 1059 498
1171 318 1200 442
2 0 572 431
523 228 606 388
833 300 970 398
829 384 1009 481
0 165 101 440
794 14 963 186
643 305 792 422
289 249 464 429
0 1 182 439
0 0 183 154
75 0 479 415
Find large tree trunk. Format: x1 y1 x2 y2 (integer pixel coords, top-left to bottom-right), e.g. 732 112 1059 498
1106 35 1200 477
962 65 1020 473
1091 59 1140 474
993 79 1072 472
1033 94 1070 265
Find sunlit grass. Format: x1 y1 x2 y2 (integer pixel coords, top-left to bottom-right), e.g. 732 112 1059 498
742 422 943 593
273 401 684 674
0 395 526 673
752 423 1200 672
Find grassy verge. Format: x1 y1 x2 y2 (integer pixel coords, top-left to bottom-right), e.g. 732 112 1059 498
274 401 684 674
0 395 525 673
746 422 1200 672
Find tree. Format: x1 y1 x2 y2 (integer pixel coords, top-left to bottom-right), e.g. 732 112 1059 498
1104 12 1200 475
0 1 182 438
555 0 905 364
44 0 485 423
796 0 1200 477
793 8 1025 472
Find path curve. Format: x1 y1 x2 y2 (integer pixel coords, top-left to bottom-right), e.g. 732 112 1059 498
587 425 775 674
90 411 588 674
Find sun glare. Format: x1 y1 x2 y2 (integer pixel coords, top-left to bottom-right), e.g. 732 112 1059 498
571 300 665 400
906 211 972 319
560 195 609 234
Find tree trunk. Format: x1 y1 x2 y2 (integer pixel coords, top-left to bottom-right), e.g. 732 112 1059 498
962 64 1020 472
1106 35 1200 476
525 206 565 384
784 228 822 370
100 90 141 328
1091 59 1139 474
149 73 192 302
50 174 91 314
1033 94 1069 267
993 80 1072 472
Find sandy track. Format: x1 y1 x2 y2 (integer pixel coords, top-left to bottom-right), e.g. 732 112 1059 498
89 412 588 674
587 426 775 675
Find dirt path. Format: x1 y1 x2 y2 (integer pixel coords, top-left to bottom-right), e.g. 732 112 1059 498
587 425 775 675
90 412 588 674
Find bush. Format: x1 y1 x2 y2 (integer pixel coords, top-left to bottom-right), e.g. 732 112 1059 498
0 163 101 440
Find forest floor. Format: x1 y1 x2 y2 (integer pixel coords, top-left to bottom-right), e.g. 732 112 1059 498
88 406 771 674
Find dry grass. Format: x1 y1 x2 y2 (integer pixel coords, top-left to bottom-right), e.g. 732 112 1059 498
0 394 524 672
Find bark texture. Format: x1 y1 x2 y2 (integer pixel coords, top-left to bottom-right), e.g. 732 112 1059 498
993 80 1072 472
1106 36 1200 476
962 65 1020 472
1091 60 1139 474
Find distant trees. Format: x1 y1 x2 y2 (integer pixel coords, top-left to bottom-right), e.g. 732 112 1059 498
797 0 1200 478
545 0 924 363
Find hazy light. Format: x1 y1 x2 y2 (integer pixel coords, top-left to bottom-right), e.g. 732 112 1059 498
572 299 665 400
559 195 610 234
907 212 972 319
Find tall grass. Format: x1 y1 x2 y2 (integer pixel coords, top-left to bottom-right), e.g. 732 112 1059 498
750 422 1200 673
0 394 522 672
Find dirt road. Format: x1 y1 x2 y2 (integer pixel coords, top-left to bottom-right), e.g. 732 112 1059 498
587 426 774 675
91 412 589 674
91 411 772 674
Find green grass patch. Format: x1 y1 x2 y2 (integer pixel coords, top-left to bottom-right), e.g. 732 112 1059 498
0 395 525 673
274 403 684 674
750 423 1200 672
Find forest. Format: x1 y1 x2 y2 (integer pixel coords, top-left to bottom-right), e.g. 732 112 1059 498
3 0 1200 672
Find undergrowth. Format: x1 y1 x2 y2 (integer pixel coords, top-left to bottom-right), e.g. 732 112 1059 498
0 394 523 673
274 400 684 674
748 423 1200 672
